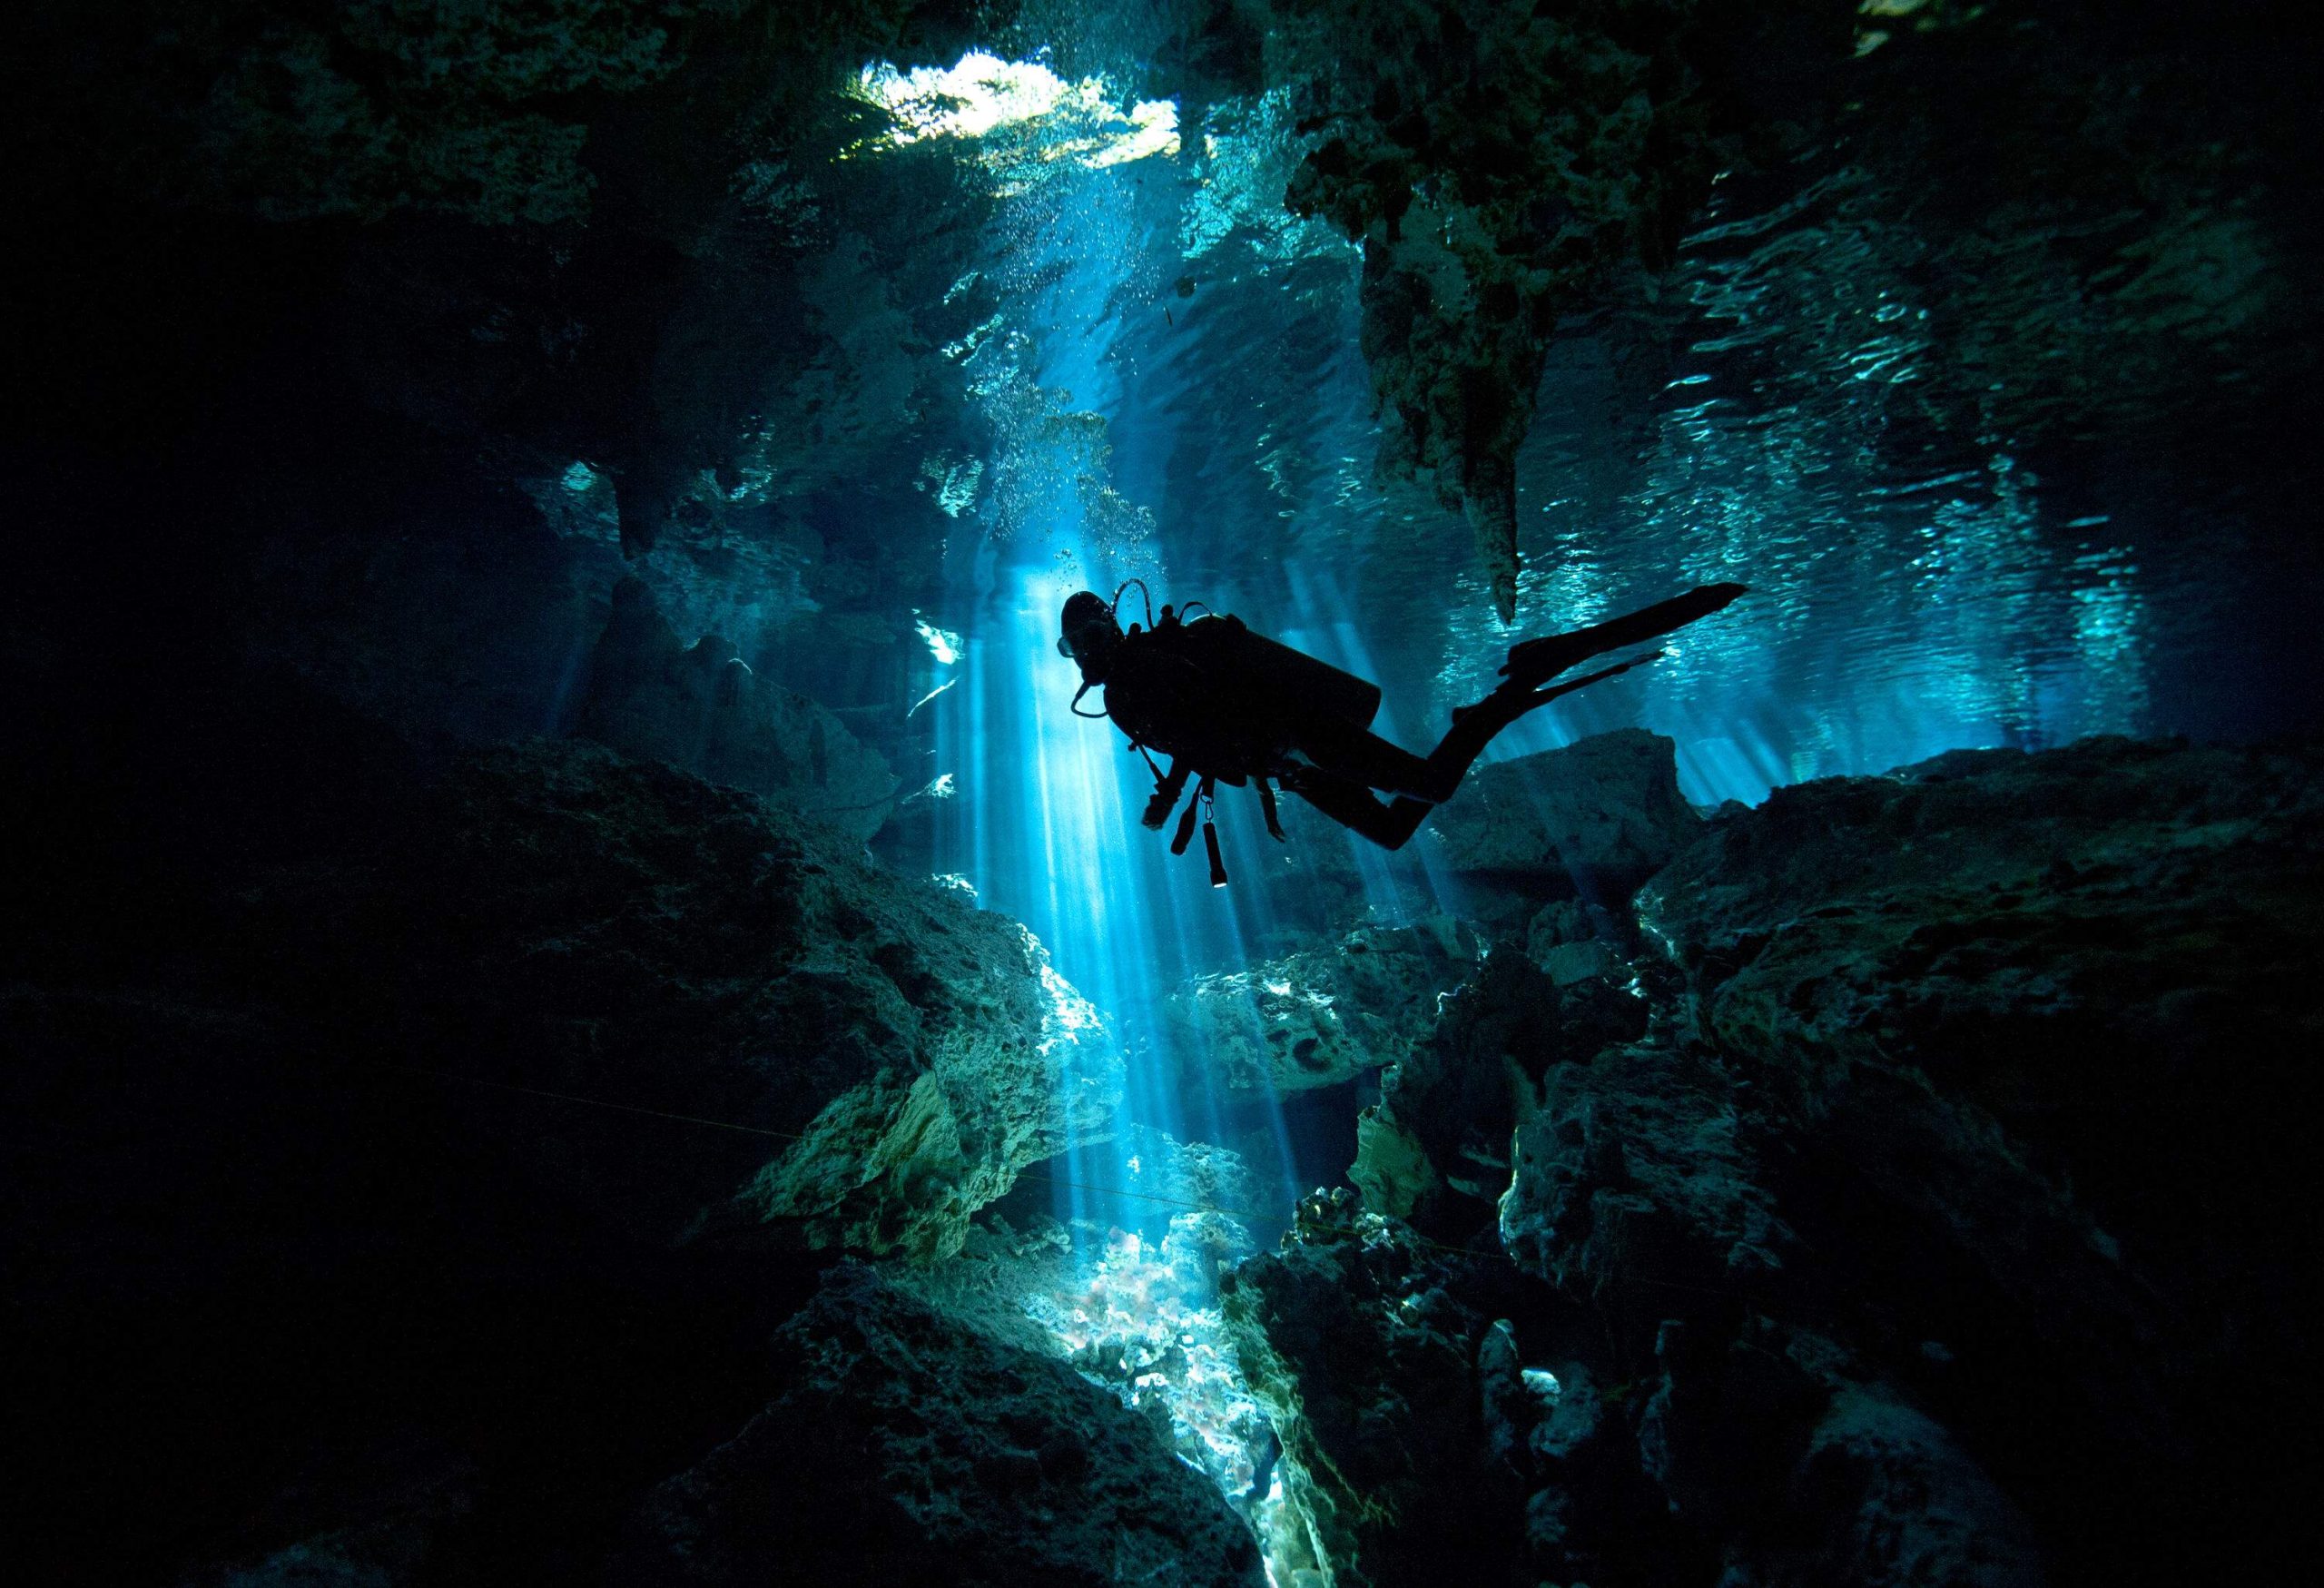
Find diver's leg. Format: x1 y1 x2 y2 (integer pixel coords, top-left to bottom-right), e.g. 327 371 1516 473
1293 654 1659 810
1291 689 1548 804
1416 654 1664 796
1290 712 1439 795
1279 764 1433 850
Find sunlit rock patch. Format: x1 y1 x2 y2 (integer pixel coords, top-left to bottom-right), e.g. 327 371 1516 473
1165 916 1479 1094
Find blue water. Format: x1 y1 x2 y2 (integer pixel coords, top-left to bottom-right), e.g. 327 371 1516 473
822 47 2324 1560
880 59 2315 1225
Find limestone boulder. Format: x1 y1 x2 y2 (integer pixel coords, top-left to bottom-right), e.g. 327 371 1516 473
1632 1316 2043 1588
1617 735 2324 1578
1219 1220 1527 1588
1351 949 1649 1231
1223 1202 2041 1588
1423 729 1702 895
1498 1039 1796 1328
228 735 1119 1258
1636 737 2324 1425
1284 737 2323 1586
1167 917 1478 1095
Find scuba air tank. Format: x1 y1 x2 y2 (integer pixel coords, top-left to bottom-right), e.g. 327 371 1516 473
1216 623 1383 731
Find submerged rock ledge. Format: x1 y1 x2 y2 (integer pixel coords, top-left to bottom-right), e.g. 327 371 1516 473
241 734 1124 1260
1239 733 2319 1587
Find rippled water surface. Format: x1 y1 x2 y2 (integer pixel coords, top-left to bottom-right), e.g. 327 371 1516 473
897 46 2319 1149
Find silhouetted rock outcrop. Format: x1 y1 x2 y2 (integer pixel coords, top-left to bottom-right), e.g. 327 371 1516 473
1634 736 2324 1568
5 680 1125 1582
247 735 1118 1258
632 1261 1265 1588
1425 727 1703 895
1221 1217 1529 1588
1352 949 1650 1228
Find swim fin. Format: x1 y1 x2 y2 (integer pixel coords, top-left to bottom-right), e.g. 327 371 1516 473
1452 651 1662 727
1499 582 1747 692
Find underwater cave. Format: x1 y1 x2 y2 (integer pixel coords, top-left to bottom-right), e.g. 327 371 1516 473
5 2 2319 1584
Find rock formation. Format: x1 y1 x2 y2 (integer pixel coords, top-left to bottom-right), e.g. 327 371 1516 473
5 674 1137 1581
252 734 1119 1258
1167 916 1479 1095
580 577 901 841
629 1261 1265 1587
1220 1212 1531 1588
1266 0 1737 619
1108 0 1856 618
1236 735 2320 1585
1352 948 1650 1227
1423 725 1705 893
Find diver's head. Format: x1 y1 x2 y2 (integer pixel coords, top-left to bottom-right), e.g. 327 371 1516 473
1057 590 1123 683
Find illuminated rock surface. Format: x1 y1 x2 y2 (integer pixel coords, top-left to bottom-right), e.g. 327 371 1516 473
1167 917 1478 1094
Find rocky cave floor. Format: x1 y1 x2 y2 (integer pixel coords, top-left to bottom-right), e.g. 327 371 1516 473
8 670 2317 1587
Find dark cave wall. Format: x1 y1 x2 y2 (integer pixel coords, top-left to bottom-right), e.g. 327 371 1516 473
5 0 1011 802
3 689 1130 1583
1216 734 2323 1588
18 713 2314 1586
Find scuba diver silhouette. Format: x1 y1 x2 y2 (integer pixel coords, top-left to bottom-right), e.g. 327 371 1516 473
1058 580 1746 884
